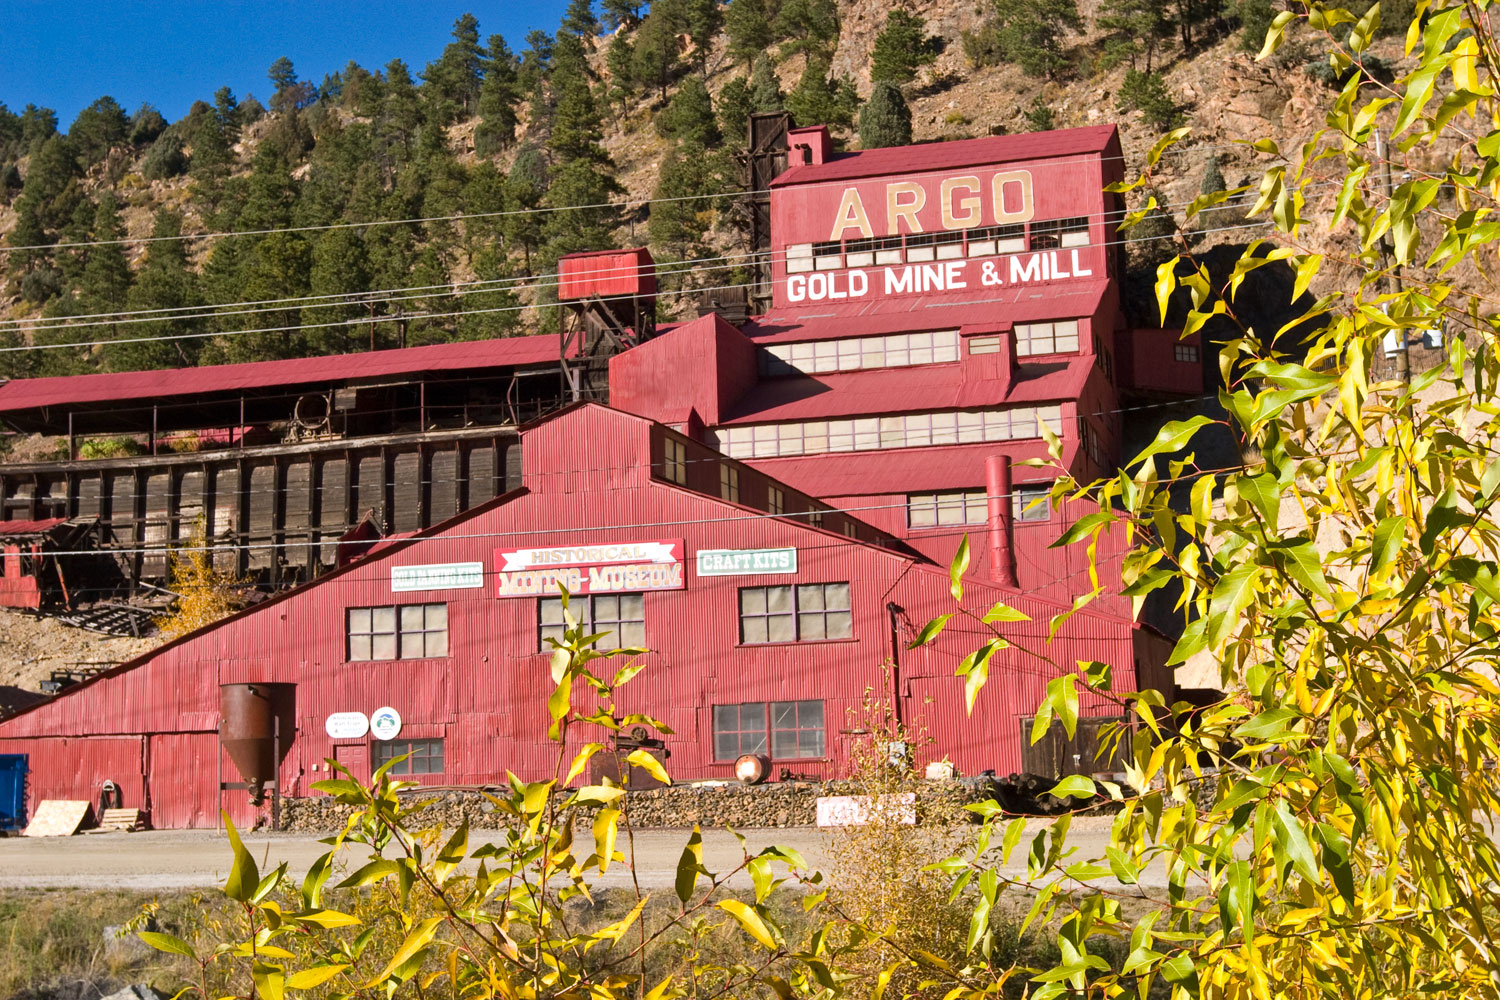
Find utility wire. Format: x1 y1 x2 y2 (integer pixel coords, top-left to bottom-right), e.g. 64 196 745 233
0 217 1280 355
0 135 1306 256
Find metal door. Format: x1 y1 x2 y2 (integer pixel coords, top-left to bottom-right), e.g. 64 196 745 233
0 754 26 830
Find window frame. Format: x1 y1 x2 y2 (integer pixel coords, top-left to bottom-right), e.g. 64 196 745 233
720 463 740 503
738 582 852 645
1174 343 1200 363
712 700 827 761
539 592 647 652
346 603 448 662
1013 483 1052 522
908 490 988 529
662 436 688 485
371 738 445 776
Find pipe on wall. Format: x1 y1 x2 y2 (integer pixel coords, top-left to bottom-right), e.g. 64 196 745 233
986 455 1018 589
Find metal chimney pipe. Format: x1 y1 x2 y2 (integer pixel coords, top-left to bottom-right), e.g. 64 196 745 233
986 456 1018 589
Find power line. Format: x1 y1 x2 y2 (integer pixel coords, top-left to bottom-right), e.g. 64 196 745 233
0 135 1304 257
0 177 1303 336
0 217 1279 355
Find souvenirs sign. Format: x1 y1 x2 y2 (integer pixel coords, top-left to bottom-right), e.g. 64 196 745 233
494 539 686 597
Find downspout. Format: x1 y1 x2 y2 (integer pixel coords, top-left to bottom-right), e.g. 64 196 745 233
986 456 1019 589
886 601 904 728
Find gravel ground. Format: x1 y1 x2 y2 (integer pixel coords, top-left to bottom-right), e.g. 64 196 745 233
0 817 1143 892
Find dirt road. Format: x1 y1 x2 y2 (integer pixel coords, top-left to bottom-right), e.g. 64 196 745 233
0 817 1137 893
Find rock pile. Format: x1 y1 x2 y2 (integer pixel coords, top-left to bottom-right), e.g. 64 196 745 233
279 779 989 833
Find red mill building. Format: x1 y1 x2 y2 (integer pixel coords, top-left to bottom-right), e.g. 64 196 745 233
0 124 1202 827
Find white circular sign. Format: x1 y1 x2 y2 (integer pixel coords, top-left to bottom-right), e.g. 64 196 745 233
324 712 369 740
370 706 403 741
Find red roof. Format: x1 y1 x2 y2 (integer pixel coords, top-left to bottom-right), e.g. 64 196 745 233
741 281 1111 343
0 517 69 536
0 335 562 415
771 126 1120 188
720 357 1090 424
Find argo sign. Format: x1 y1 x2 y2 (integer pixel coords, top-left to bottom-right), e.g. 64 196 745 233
825 169 1036 240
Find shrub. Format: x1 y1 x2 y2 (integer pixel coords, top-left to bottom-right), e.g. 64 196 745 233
141 130 188 180
1115 68 1183 128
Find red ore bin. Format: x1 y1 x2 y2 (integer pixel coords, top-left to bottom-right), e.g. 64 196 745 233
557 248 657 302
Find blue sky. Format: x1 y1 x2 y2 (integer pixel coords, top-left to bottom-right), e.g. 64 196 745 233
1 1 574 127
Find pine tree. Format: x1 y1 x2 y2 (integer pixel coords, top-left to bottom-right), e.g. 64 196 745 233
870 10 939 86
376 59 423 168
504 145 549 273
785 57 858 133
749 60 785 111
68 96 130 166
128 104 167 146
109 210 203 370
563 0 600 40
1116 68 1182 128
858 80 912 148
1022 93 1057 131
305 227 371 355
1097 0 1172 71
1200 153 1226 195
681 0 723 73
426 13 486 121
78 193 133 344
518 30 555 96
774 0 840 62
717 77 753 146
965 0 1082 79
726 0 775 73
475 34 520 156
657 75 720 148
541 75 621 266
213 87 242 144
1231 0 1276 53
631 7 683 100
650 145 721 267
55 196 95 286
606 32 638 113
602 0 641 31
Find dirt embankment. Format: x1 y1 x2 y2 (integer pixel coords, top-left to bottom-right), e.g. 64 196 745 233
0 611 156 711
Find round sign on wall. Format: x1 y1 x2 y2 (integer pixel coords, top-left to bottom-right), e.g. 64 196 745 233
370 706 403 741
324 712 370 740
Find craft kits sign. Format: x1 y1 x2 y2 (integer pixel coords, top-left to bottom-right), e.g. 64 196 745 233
324 712 370 740
495 539 686 597
391 561 484 592
696 547 798 576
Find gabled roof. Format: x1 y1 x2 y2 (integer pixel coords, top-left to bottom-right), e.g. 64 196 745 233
0 334 561 416
771 126 1120 188
741 280 1111 343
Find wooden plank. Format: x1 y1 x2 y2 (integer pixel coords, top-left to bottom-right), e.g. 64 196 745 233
23 800 91 837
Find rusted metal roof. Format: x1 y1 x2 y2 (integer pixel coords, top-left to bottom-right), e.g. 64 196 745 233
770 126 1120 187
741 281 1111 343
720 358 1092 424
0 517 69 537
0 335 562 415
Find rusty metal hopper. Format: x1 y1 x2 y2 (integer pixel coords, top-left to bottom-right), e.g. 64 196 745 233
219 683 294 799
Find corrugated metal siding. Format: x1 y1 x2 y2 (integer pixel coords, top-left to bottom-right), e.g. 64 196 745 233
0 405 1153 825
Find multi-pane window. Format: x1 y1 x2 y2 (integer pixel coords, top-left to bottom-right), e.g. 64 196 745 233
347 604 448 661
539 593 646 651
908 490 988 528
1013 483 1052 522
874 235 904 264
1014 320 1080 357
662 436 687 485
805 510 824 528
713 701 826 760
739 583 852 643
759 330 960 376
969 335 1002 355
712 406 1063 459
813 240 843 270
786 243 814 274
767 486 785 516
845 237 877 267
904 232 938 262
934 229 965 259
1030 217 1090 250
966 224 1026 256
1174 343 1200 363
720 464 740 503
373 738 444 775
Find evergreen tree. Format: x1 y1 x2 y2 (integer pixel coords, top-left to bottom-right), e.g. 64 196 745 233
109 210 203 370
680 0 723 72
631 7 683 100
540 76 621 265
426 13 486 121
726 0 775 73
1022 93 1057 131
563 0 600 40
142 129 188 179
455 244 522 340
717 77 753 146
774 0 840 62
657 75 720 148
185 98 233 187
606 32 638 113
650 145 721 268
375 59 423 168
218 231 312 361
55 196 95 286
304 227 371 355
504 145 549 273
475 34 520 156
785 56 858 133
268 57 312 113
1231 0 1276 53
213 87 242 144
749 60 785 111
68 96 130 166
19 104 59 156
858 79 912 148
870 9 939 86
128 104 167 146
1201 153 1226 195
964 0 1082 79
601 0 641 31
1097 0 1172 71
1116 68 1182 128
518 30 555 96
78 193 133 343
